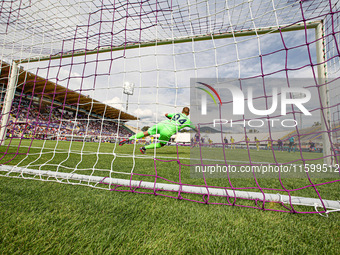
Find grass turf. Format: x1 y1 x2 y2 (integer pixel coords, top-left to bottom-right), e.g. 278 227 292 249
0 139 339 254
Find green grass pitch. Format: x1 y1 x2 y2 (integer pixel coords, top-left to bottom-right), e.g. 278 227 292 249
0 139 339 254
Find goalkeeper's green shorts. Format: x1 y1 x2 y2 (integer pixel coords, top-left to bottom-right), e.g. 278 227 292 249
147 124 173 144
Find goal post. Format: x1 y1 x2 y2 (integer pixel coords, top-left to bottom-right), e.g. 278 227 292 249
315 21 334 167
0 61 18 146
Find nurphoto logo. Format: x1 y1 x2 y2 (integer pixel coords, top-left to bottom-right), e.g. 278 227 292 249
197 82 311 116
196 81 312 129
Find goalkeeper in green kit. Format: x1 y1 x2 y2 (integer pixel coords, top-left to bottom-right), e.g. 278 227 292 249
119 107 197 154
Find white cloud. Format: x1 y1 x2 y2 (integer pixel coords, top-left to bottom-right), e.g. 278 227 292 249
104 96 125 111
133 108 154 118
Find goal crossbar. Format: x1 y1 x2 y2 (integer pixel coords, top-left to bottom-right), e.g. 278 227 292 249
18 21 320 64
2 165 339 212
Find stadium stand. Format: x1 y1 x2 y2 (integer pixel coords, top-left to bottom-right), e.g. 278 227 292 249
0 62 137 142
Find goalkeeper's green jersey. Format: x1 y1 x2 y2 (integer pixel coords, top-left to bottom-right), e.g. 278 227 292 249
159 113 195 135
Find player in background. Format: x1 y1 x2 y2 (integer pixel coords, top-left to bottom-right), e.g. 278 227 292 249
254 137 260 151
267 137 272 150
201 136 205 145
308 140 315 152
191 132 200 148
224 136 228 149
208 138 213 147
277 138 284 151
230 136 235 149
119 107 197 154
288 136 295 153
245 135 250 150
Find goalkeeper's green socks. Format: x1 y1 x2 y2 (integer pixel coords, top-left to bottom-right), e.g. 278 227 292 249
129 132 145 141
145 142 162 150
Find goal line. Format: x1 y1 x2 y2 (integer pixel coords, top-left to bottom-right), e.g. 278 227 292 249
1 165 339 213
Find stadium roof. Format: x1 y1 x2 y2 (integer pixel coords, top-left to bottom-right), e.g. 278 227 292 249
0 61 138 121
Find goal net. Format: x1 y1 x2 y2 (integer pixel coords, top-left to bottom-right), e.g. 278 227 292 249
0 0 339 214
